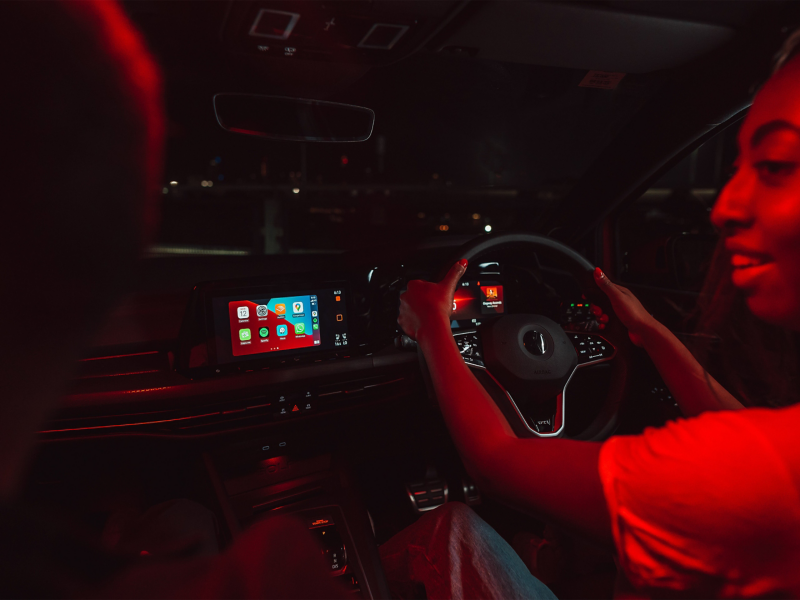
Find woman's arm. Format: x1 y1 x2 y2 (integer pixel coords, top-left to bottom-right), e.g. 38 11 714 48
594 268 744 417
400 262 612 544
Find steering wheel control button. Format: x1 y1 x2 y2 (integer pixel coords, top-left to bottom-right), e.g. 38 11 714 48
453 331 485 367
570 333 615 365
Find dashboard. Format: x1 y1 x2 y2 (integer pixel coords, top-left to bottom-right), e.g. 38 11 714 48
176 258 608 379
48 250 617 440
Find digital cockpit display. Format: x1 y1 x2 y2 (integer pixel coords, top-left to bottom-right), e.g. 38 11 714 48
452 281 505 323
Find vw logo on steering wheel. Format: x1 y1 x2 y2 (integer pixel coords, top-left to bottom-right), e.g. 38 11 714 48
523 330 547 356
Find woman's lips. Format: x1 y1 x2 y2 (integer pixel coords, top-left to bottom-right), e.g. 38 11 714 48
731 253 771 268
729 252 774 289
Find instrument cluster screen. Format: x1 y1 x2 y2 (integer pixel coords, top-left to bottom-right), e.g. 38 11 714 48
452 281 504 323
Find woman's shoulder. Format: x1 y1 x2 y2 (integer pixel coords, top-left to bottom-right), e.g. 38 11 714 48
603 403 800 508
601 405 800 598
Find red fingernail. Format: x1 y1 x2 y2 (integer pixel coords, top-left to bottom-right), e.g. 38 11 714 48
458 259 468 268
594 267 604 278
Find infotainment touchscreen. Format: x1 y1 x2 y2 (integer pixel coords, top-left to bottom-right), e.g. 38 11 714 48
228 294 322 357
452 280 504 323
210 287 348 365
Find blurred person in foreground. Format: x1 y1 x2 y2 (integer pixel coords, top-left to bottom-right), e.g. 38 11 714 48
0 2 345 597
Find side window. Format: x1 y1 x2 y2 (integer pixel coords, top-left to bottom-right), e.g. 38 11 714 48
615 121 740 291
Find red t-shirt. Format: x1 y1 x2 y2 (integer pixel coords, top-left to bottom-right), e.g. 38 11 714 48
599 405 800 598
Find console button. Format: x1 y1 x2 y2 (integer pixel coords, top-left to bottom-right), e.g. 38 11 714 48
308 514 335 529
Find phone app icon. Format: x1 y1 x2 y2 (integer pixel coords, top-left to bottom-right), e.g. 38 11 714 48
294 323 305 334
293 301 303 314
259 327 269 338
277 324 288 336
239 328 251 341
312 311 318 317
237 306 249 319
312 323 319 330
275 304 286 315
256 305 268 317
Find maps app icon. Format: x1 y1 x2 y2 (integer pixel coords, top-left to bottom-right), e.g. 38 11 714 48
293 301 303 314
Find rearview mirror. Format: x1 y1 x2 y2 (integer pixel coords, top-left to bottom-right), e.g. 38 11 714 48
213 94 375 142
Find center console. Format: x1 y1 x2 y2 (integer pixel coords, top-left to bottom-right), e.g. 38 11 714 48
205 444 390 598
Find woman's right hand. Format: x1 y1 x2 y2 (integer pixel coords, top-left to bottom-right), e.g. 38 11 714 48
593 267 659 347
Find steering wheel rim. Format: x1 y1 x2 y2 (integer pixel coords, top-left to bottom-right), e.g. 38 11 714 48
424 232 631 442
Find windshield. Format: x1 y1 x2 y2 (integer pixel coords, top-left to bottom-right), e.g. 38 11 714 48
156 53 660 256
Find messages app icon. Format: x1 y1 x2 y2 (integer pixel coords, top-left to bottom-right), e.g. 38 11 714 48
294 323 305 334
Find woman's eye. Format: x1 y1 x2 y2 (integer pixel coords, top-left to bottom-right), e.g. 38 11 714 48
754 160 797 178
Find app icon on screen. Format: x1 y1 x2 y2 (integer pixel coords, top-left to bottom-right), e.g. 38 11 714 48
293 301 303 314
239 328 251 341
312 324 319 330
277 324 288 336
294 323 305 334
312 317 318 323
259 327 269 338
256 305 268 317
275 304 286 315
237 306 249 319
312 311 318 317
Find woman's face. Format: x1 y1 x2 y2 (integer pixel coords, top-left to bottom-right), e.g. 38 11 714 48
711 56 800 330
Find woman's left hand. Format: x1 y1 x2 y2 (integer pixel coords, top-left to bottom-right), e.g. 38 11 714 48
398 259 468 341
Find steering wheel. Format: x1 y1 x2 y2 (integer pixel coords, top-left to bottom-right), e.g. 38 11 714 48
421 233 632 441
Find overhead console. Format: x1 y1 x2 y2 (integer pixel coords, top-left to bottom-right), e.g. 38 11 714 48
178 277 367 379
220 0 463 66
